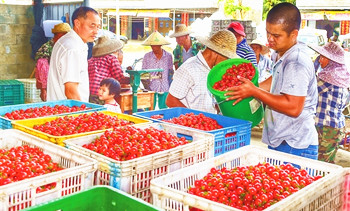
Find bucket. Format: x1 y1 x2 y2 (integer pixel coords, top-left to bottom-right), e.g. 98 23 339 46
207 58 264 127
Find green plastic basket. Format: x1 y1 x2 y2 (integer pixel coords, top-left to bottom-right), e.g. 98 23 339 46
24 185 161 211
207 58 264 127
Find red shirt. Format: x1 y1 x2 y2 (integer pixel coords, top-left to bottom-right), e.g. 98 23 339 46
88 54 128 95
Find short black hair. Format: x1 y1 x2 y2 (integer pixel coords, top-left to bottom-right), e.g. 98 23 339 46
266 2 301 34
100 78 121 100
71 6 98 26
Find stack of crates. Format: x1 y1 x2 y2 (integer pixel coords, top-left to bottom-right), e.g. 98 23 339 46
0 80 24 106
16 78 42 103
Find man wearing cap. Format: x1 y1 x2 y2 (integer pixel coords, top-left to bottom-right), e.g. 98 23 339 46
170 24 205 70
250 39 273 83
142 31 173 109
47 6 100 102
227 22 258 68
166 29 238 113
225 3 318 160
35 23 71 101
88 36 129 104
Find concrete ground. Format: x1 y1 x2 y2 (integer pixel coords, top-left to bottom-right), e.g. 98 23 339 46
251 126 350 168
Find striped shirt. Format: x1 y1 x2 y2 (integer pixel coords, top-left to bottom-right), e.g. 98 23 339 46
237 38 258 68
88 54 128 96
315 79 349 128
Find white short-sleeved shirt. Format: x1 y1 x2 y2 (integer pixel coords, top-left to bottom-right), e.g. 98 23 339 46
169 51 216 113
47 30 89 102
104 103 122 113
262 42 318 149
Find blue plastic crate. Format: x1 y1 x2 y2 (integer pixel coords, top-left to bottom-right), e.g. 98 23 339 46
0 100 106 129
135 107 252 156
0 80 24 106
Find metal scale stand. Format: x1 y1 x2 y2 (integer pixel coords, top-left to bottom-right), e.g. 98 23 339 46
126 69 163 113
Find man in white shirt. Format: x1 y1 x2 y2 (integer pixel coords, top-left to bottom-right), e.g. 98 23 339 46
166 30 239 113
47 6 101 102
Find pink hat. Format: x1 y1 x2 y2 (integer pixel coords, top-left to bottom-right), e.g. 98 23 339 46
227 22 246 37
309 41 345 64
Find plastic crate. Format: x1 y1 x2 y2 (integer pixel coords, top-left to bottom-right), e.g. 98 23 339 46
150 145 345 211
135 107 251 156
15 79 41 103
64 123 215 203
12 111 150 146
23 185 161 211
344 168 350 211
0 80 24 106
0 99 106 129
0 129 98 211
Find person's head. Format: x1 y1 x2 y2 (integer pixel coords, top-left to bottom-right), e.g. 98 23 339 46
309 41 345 68
196 29 239 68
92 35 124 59
98 78 121 102
227 22 246 44
266 2 300 54
169 24 192 46
142 31 170 49
249 39 269 57
51 23 71 43
114 49 123 65
71 6 100 43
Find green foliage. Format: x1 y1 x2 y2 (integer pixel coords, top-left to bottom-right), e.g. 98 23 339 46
263 0 296 20
218 0 251 20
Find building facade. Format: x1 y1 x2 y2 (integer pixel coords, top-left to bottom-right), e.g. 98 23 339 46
297 0 350 39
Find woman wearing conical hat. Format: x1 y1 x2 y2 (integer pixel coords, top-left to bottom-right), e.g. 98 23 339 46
309 41 350 163
141 31 173 109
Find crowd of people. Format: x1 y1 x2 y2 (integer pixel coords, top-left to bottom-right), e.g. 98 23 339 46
34 3 350 164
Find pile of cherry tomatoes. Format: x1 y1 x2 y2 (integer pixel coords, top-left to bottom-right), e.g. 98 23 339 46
213 63 256 91
189 163 323 211
83 126 188 161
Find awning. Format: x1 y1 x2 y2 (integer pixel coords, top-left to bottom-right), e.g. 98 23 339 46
43 0 83 3
107 9 170 18
302 11 350 21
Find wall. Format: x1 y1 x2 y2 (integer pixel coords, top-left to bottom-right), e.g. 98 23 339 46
0 4 35 80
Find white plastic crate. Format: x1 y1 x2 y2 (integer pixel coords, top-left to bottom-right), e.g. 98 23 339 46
16 79 41 103
150 145 345 211
64 123 214 202
0 129 98 211
344 168 350 211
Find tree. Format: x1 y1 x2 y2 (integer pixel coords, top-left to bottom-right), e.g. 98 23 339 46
263 0 296 20
218 0 251 20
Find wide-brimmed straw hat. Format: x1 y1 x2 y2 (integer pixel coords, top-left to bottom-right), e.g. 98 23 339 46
51 23 71 34
309 41 345 64
142 31 170 46
169 24 193 38
196 29 239 59
92 36 124 57
250 39 269 54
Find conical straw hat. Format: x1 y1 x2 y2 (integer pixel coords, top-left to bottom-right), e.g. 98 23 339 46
196 29 239 59
142 31 170 46
92 35 124 57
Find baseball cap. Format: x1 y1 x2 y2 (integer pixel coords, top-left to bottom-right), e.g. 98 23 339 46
227 22 246 37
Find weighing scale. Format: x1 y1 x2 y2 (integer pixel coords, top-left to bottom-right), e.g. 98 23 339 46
126 69 163 113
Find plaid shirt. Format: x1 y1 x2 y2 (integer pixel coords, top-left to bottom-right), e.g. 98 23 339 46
88 54 127 95
173 38 205 68
315 79 349 128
